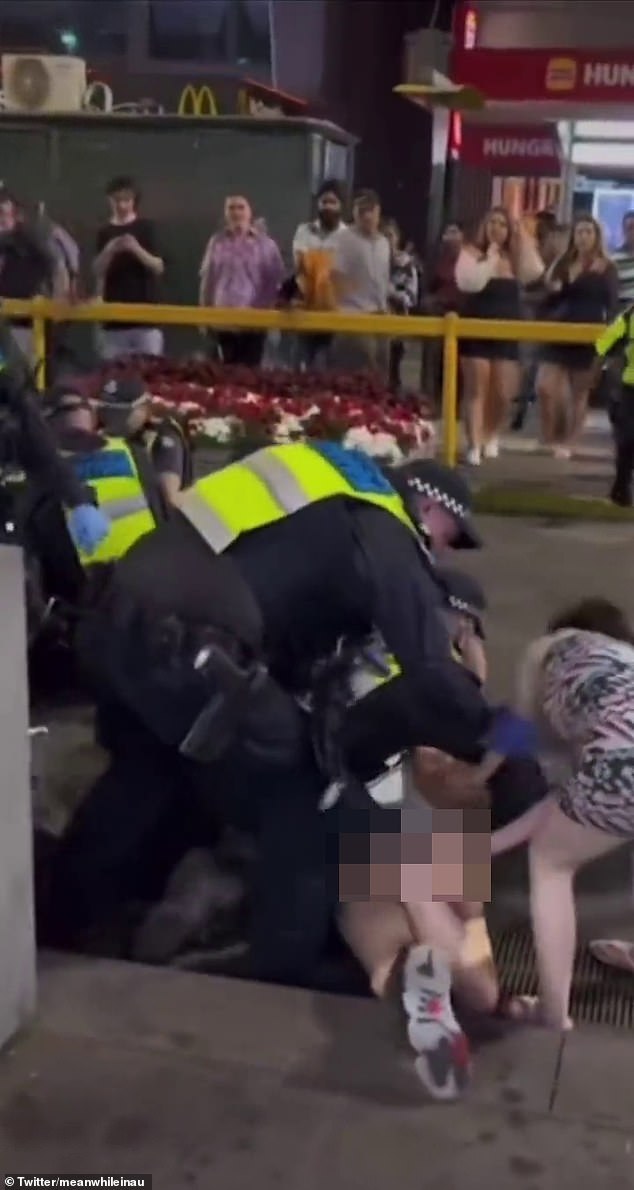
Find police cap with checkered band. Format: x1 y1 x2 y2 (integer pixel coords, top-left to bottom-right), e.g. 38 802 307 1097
388 458 482 549
437 566 487 638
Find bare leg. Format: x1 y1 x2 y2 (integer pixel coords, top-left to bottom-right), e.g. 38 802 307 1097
485 358 520 453
338 900 412 997
564 367 592 452
529 800 627 1028
452 907 499 1013
462 357 491 462
404 900 465 964
536 363 569 450
491 796 554 856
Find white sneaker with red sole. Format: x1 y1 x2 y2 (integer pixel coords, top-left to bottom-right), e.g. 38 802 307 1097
402 944 472 1101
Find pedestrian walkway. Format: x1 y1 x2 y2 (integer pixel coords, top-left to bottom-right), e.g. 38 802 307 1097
0 955 631 1188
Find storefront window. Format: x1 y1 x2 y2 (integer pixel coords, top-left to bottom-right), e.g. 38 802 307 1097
0 0 128 57
149 0 272 68
235 1 272 68
149 1 228 62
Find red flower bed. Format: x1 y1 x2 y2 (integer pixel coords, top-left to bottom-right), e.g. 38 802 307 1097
91 359 437 458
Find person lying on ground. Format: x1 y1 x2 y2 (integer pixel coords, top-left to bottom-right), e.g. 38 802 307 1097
336 567 541 1101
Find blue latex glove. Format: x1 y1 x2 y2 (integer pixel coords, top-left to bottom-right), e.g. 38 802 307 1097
67 504 110 556
488 707 538 759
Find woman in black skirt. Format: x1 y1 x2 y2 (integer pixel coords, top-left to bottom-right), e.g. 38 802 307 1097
455 208 544 466
535 216 618 459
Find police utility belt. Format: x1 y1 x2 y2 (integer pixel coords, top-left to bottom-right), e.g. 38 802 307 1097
177 635 266 765
301 635 406 812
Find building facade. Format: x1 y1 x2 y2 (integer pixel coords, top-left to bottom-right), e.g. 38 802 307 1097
0 0 455 247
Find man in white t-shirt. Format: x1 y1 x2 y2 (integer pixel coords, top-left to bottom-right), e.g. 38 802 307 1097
292 178 347 262
330 189 391 376
292 179 347 368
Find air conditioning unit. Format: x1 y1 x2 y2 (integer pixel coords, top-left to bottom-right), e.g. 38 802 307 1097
403 30 452 84
1 55 87 114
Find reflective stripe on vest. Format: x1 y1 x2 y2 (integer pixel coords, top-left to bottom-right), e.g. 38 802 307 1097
179 442 417 553
65 437 155 565
349 645 402 702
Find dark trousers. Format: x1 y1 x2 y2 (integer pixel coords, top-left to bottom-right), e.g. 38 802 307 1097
50 687 332 982
610 387 634 506
47 702 206 944
205 744 332 983
218 331 266 367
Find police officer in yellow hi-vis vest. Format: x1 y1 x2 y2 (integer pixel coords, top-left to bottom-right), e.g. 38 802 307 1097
51 442 537 1098
594 305 634 505
97 375 193 506
41 381 159 582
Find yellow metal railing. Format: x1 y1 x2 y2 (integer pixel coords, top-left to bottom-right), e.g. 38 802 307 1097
4 298 603 467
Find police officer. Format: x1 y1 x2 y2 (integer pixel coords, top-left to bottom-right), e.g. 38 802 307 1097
43 380 160 572
50 446 531 983
98 375 193 505
438 566 488 680
0 354 109 558
594 305 634 506
438 565 548 818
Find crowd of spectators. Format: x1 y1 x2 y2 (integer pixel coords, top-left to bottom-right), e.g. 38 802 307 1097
0 174 630 462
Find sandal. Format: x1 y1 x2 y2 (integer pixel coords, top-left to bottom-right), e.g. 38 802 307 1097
589 939 634 974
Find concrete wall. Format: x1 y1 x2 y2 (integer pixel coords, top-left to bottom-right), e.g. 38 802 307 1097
475 0 634 50
0 547 36 1049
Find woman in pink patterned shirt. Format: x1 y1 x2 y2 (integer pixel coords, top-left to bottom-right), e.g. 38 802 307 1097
491 598 634 1029
199 194 285 366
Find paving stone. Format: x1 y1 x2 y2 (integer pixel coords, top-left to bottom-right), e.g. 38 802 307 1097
301 1097 634 1190
553 1027 634 1131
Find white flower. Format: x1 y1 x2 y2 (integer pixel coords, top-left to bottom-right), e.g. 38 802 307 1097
365 431 402 462
202 416 234 444
274 412 304 442
343 426 374 450
342 427 402 462
411 419 436 455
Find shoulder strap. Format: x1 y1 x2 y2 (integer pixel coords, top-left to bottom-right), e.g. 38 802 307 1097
126 438 171 526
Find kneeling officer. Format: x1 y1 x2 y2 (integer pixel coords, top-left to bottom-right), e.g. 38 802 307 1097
42 379 171 576
54 443 496 961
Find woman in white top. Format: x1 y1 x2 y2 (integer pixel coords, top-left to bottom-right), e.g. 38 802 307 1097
455 208 544 466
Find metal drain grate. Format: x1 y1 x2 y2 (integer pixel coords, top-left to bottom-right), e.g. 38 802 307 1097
492 926 634 1029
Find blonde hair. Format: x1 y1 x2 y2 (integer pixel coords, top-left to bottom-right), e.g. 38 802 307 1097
552 215 609 282
469 206 521 276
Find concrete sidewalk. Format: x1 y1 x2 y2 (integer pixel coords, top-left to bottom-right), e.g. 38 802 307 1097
0 955 632 1189
459 408 616 499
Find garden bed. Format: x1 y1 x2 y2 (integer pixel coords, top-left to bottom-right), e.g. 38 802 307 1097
93 359 436 462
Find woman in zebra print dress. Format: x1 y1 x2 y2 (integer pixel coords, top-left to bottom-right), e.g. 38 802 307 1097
492 598 634 1029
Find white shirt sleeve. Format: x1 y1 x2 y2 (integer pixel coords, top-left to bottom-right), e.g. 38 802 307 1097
292 223 311 257
455 248 497 294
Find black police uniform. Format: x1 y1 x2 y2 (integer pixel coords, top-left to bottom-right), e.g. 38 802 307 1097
0 379 89 517
99 375 193 495
594 306 634 506
25 419 105 610
437 566 548 831
51 453 491 979
141 415 193 491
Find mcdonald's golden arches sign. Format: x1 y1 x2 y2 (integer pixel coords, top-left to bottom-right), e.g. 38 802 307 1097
178 85 218 117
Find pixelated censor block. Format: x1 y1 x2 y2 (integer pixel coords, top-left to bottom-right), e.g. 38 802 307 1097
337 806 491 902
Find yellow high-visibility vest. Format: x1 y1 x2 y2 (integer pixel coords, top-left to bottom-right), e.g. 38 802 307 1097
179 441 418 554
596 306 634 385
63 436 155 566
